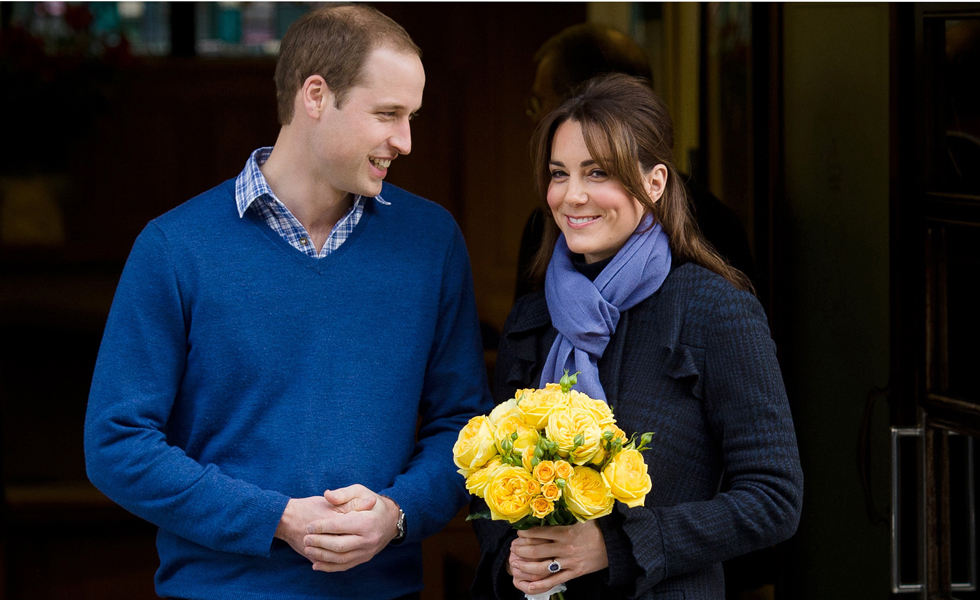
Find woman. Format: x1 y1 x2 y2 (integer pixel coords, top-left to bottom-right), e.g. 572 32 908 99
471 74 802 600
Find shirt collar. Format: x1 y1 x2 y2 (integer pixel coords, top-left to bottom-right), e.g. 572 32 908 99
234 146 389 216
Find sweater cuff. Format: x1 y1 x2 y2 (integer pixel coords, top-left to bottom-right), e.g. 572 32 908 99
492 530 523 600
598 511 640 589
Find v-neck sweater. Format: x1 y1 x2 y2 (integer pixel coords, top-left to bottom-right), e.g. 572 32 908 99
85 179 493 600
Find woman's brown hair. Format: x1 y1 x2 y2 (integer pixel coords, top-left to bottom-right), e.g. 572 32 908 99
529 73 753 293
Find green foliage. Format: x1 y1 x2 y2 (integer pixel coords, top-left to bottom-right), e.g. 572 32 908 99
558 370 580 394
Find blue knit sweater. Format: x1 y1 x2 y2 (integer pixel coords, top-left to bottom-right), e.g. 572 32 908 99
85 180 493 600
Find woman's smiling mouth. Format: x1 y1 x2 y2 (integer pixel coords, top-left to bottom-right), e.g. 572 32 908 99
567 215 600 227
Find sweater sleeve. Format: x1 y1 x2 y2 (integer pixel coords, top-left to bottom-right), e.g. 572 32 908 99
84 223 290 556
616 289 803 596
378 224 495 543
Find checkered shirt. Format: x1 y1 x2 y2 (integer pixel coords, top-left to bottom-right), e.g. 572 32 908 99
235 147 384 259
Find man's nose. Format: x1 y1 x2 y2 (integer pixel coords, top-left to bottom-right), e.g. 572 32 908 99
390 120 412 156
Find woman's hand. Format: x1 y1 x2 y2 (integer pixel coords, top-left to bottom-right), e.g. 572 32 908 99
507 520 608 596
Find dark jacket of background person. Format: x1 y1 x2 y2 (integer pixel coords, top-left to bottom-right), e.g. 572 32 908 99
473 261 803 600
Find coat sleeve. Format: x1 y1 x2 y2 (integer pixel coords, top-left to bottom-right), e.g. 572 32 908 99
84 223 290 557
378 224 496 543
470 301 529 600
610 288 803 596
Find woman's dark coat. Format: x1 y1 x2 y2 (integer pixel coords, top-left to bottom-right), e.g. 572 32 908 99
471 262 803 600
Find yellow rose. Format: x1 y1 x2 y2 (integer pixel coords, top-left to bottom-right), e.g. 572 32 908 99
541 481 562 502
527 479 541 497
465 456 504 499
602 449 652 508
564 466 614 521
606 425 628 445
488 398 520 426
546 408 603 465
554 460 574 481
569 390 616 427
530 495 554 519
521 445 535 472
533 460 556 484
484 466 536 523
453 415 497 475
494 414 540 456
518 383 568 429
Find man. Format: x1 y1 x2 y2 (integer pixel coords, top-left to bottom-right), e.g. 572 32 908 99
84 6 492 600
514 23 756 300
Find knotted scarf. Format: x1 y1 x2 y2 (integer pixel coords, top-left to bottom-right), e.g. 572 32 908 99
540 213 672 400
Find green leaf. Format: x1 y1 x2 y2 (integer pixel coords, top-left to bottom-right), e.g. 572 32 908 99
466 511 491 521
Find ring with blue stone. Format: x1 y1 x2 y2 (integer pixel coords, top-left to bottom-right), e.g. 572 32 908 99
548 559 562 574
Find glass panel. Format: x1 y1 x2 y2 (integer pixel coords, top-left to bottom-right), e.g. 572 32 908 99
5 2 170 56
940 224 980 400
895 431 924 589
939 19 980 195
196 2 312 57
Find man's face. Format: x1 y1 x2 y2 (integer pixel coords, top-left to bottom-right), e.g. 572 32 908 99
528 53 561 125
314 46 425 199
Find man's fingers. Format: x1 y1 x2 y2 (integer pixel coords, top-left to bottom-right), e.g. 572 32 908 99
312 555 370 572
305 545 370 571
304 533 364 554
323 484 375 509
307 511 369 535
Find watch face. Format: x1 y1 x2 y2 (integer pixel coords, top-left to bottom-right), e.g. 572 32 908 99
396 510 406 538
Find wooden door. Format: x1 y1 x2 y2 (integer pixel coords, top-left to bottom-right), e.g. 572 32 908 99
892 5 980 599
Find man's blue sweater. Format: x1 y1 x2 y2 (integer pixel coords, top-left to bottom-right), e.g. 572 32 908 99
84 180 492 599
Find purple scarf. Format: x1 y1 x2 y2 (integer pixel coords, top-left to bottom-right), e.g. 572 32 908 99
541 213 672 400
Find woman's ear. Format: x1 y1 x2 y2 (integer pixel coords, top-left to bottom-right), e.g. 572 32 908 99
643 164 669 203
301 74 332 119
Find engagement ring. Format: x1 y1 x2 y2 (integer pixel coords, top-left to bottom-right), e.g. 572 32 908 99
548 559 562 574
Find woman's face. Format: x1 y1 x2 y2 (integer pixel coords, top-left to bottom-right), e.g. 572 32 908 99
547 120 660 264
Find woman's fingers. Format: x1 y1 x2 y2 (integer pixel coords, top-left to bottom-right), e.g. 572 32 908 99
510 537 555 560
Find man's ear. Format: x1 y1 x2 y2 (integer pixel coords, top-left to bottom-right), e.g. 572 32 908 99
643 164 669 203
301 74 332 119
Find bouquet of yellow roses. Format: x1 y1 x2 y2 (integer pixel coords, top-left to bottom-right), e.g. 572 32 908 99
453 371 654 530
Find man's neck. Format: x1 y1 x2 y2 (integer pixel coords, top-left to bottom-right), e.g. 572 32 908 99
260 130 354 252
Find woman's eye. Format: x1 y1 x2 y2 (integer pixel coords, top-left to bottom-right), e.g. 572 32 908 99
589 169 608 179
550 170 568 180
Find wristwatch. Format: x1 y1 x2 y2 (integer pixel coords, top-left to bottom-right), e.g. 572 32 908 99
381 495 407 545
392 505 407 545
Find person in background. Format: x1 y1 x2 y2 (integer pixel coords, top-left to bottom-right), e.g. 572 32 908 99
472 74 802 600
515 23 756 302
84 6 492 600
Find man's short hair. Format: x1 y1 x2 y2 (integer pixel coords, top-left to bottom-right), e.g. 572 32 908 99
274 5 421 125
535 23 652 100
